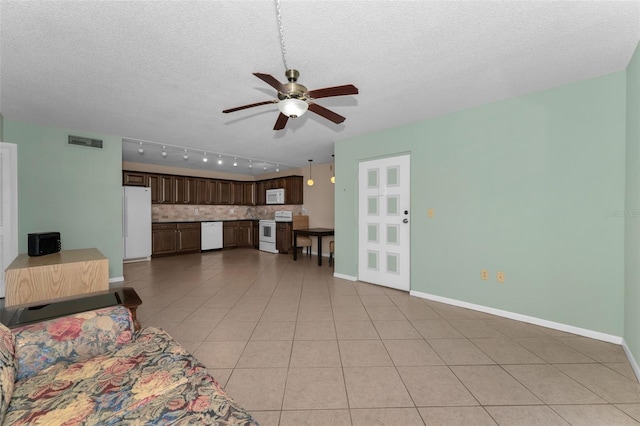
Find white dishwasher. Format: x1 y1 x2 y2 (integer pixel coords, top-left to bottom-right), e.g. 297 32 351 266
201 222 223 250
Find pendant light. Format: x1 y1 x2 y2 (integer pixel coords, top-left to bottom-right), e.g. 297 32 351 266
307 159 314 186
330 154 335 184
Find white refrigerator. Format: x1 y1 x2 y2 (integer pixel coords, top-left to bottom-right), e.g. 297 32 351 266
122 186 152 261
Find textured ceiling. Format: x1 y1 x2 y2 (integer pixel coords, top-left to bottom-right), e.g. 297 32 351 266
1 1 639 175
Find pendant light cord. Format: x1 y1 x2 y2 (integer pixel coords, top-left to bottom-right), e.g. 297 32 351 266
275 0 289 71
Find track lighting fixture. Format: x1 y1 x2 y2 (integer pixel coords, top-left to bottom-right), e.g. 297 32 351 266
123 138 297 173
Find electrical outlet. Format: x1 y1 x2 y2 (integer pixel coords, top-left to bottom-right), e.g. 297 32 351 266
194 208 199 215
428 208 434 218
497 272 505 283
481 270 489 280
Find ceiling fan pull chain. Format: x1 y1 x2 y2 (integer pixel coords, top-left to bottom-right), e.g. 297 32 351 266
275 0 289 72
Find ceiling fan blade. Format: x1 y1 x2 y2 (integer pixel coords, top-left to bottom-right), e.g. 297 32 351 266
273 113 289 130
307 84 358 99
307 102 346 124
254 73 287 92
223 100 276 113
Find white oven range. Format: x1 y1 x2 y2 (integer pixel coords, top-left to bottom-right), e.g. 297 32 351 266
258 220 277 253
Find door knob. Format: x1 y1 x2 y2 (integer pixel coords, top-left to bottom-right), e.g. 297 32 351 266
403 218 409 224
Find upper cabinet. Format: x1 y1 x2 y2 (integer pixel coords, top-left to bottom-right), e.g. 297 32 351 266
174 176 197 204
124 171 303 206
196 178 218 204
148 174 174 204
122 171 147 186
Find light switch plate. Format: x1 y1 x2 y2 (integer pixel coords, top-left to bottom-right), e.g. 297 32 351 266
497 272 505 283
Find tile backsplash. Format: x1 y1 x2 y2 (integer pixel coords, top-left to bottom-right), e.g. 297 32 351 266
153 204 303 222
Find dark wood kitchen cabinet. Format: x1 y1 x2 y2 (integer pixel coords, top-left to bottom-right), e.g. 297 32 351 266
217 181 233 205
122 171 147 186
196 178 218 204
223 222 237 248
124 170 302 206
284 176 304 205
174 177 197 204
255 181 266 205
152 223 177 255
253 220 259 249
242 182 256 206
152 222 200 256
276 222 293 254
237 221 253 247
231 182 244 205
148 174 174 204
223 221 254 248
176 223 201 252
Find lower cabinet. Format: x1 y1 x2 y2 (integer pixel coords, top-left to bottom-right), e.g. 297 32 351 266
152 224 178 255
223 221 254 248
176 223 201 252
152 222 201 256
253 221 259 249
223 222 237 248
276 222 292 254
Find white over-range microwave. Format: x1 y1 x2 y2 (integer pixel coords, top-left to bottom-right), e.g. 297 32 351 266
266 188 285 204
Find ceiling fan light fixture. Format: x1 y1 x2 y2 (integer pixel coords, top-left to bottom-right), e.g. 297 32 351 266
183 149 189 160
203 152 208 163
161 146 167 158
278 98 308 119
138 143 144 155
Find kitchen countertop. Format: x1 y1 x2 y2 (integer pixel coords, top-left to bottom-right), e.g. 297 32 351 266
153 219 260 224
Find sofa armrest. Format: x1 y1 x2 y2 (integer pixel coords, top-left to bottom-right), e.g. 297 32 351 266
12 305 134 382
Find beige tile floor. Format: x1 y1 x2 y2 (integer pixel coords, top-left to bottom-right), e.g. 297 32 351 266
122 249 640 425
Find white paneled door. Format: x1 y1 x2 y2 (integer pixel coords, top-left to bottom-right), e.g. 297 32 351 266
358 154 410 291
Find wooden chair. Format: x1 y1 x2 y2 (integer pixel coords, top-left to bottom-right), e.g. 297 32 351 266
329 240 334 266
292 215 312 256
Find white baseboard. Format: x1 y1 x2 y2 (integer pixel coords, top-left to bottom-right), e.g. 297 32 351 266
109 276 124 284
123 257 151 264
410 290 623 345
333 273 357 281
622 340 640 383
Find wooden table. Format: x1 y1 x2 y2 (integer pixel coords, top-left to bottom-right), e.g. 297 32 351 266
4 248 109 307
293 228 335 266
0 287 143 330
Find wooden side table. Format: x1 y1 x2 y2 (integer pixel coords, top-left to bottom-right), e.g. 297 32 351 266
4 248 109 307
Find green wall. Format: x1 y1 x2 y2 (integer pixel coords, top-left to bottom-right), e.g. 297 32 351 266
625 42 640 362
336 72 627 336
4 119 123 278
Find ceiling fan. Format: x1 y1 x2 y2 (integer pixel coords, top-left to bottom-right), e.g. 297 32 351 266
222 69 358 130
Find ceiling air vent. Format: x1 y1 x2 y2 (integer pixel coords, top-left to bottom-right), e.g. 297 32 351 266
68 135 103 149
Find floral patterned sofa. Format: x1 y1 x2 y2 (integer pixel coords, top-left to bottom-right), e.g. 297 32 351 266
0 305 257 425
